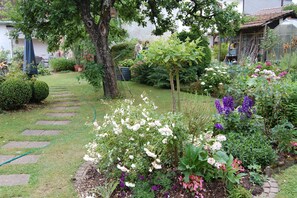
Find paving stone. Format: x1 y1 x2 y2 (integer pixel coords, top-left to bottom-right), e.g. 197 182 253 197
52 101 80 106
0 155 39 165
268 193 277 198
264 187 270 193
0 174 30 186
270 188 279 193
53 97 77 101
2 141 50 149
52 94 74 97
46 113 76 117
36 120 70 125
270 182 278 188
22 129 61 136
52 106 80 110
263 182 270 188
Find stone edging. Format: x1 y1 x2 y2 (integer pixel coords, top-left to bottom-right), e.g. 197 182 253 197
73 161 100 198
254 177 279 198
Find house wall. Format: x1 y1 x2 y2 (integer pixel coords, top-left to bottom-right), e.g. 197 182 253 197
0 22 50 62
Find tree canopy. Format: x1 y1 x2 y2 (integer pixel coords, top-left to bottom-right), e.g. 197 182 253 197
2 0 242 98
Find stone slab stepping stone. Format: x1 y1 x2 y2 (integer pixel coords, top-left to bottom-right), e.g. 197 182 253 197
52 106 80 110
52 102 80 106
0 155 39 165
52 94 74 97
2 141 50 149
36 120 70 125
0 174 30 186
46 113 76 117
53 97 77 101
22 129 61 136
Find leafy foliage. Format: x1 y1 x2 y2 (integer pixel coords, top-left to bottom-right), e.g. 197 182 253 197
0 78 32 110
224 132 276 168
31 80 49 103
111 41 137 65
228 186 252 198
49 58 75 72
78 62 103 89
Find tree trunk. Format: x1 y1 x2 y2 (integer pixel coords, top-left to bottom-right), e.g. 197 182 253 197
176 71 181 112
77 0 119 98
169 71 176 113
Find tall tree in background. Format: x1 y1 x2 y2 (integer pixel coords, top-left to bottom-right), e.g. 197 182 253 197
3 0 242 98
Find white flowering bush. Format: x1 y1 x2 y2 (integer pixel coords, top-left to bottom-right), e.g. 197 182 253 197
199 62 230 95
84 94 188 186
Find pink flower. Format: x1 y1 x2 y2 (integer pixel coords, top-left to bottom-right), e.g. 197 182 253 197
291 142 297 147
256 65 262 69
265 61 272 66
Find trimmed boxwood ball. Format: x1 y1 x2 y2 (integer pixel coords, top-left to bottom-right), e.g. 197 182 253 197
31 80 49 102
0 78 32 110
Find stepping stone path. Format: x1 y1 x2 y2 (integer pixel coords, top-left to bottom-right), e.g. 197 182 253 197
0 155 39 165
0 175 30 186
22 130 61 136
0 87 80 187
46 113 76 117
2 141 50 149
254 178 279 198
36 120 71 125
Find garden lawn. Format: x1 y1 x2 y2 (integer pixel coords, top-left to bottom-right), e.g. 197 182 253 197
0 72 215 197
275 165 297 198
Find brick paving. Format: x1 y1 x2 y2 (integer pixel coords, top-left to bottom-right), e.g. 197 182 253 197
254 178 279 198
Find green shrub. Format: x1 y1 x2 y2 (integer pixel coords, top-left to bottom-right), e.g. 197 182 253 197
31 80 49 102
177 29 212 77
0 78 32 110
224 132 276 168
77 62 103 88
49 58 75 72
111 40 137 65
213 43 228 61
0 76 5 85
228 186 252 198
118 59 134 67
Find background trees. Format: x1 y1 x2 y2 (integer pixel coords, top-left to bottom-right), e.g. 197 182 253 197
3 0 242 98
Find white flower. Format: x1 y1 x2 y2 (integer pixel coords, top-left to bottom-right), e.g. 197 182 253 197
152 161 162 169
132 124 141 131
93 121 99 128
148 122 156 127
144 148 157 158
129 155 134 160
131 164 136 169
254 69 260 73
154 120 162 127
213 73 216 75
211 142 222 151
215 162 222 169
158 126 173 136
140 119 146 125
156 158 161 163
209 85 212 88
149 167 153 172
162 138 168 144
216 134 226 142
117 164 130 172
129 137 135 141
207 157 216 165
83 154 97 162
219 83 223 86
125 182 135 187
201 82 205 85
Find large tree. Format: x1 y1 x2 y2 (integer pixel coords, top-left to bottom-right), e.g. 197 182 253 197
3 0 242 98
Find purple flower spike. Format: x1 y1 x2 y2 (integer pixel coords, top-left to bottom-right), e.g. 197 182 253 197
222 96 234 111
215 99 224 114
215 123 224 130
238 96 254 118
119 172 126 188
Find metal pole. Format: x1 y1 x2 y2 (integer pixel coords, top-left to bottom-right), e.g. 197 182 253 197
281 0 284 7
243 0 245 14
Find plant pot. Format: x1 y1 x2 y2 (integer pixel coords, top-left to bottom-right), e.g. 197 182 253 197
74 64 84 72
117 67 131 81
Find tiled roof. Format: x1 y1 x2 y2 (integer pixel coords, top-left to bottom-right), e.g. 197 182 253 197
241 7 296 29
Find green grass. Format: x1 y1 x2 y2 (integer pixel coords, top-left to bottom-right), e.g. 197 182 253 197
0 72 215 197
275 165 297 198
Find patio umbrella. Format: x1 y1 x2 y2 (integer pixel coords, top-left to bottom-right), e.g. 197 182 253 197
23 37 38 76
